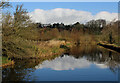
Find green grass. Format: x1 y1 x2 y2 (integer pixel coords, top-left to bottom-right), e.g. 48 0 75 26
51 47 59 53
41 49 48 53
2 56 12 64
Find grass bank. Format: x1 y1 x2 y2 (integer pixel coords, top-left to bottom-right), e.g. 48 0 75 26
0 56 14 68
3 37 71 60
97 42 120 53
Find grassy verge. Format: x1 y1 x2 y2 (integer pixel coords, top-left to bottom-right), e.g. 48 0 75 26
97 42 120 53
35 39 70 58
0 56 14 68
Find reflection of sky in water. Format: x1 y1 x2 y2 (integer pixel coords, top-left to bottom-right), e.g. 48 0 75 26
25 55 118 81
35 55 108 71
2 46 120 81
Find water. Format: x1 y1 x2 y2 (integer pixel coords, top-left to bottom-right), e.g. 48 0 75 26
2 45 120 81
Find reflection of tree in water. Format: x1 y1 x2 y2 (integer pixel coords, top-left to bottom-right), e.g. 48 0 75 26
2 46 120 81
2 56 59 81
2 59 37 81
68 46 120 73
106 51 120 73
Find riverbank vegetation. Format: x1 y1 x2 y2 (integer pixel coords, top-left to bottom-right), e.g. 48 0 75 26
1 2 120 67
0 56 14 67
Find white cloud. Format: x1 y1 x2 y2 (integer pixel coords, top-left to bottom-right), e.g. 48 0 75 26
35 56 91 71
29 8 118 25
94 11 118 22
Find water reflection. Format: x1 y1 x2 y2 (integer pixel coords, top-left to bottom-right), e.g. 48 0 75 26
35 46 120 72
2 60 36 81
35 56 91 70
2 45 120 81
35 55 109 70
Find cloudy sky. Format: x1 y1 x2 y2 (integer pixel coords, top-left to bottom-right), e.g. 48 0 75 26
10 2 118 24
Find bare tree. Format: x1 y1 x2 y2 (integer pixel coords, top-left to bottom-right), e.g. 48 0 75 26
14 4 31 29
0 1 12 9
